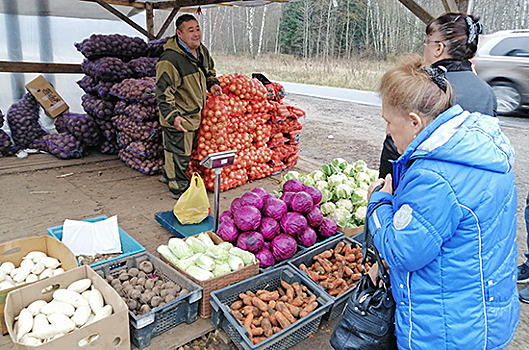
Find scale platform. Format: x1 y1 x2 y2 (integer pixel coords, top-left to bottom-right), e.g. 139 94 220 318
155 211 215 238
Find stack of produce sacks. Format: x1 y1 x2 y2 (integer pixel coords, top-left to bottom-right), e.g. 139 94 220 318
217 185 338 268
187 73 306 192
5 94 48 150
280 158 378 228
0 109 15 156
157 232 257 281
75 34 163 173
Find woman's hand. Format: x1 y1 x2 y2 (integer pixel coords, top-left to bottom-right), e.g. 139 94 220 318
368 173 393 200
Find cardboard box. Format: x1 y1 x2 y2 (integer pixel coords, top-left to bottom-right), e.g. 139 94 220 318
0 235 78 334
25 75 69 118
337 225 365 238
5 265 130 350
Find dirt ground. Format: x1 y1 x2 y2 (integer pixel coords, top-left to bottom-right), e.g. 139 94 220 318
1 93 529 349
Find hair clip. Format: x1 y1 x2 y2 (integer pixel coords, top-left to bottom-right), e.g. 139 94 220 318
465 16 483 44
422 66 447 92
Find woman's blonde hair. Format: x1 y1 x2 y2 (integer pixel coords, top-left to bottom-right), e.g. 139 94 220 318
379 54 453 121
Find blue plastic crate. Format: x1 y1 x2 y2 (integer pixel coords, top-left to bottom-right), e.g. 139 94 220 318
92 251 203 349
259 232 343 273
210 265 334 350
288 236 370 320
155 210 214 238
47 215 145 268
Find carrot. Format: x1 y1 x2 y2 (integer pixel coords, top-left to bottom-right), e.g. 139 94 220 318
352 273 362 281
262 318 273 337
345 254 356 262
281 280 295 299
318 250 333 259
240 294 253 306
307 271 320 282
253 316 262 327
252 337 266 344
231 300 243 310
313 262 326 275
244 325 253 337
301 285 307 292
232 310 244 320
276 302 297 323
268 300 276 309
286 303 301 318
252 297 269 312
272 326 282 334
251 327 264 336
242 306 262 317
259 291 279 301
319 281 334 290
292 283 304 299
300 301 318 317
332 278 345 288
343 244 352 256
274 310 291 329
334 241 345 254
279 295 290 302
243 313 254 326
246 291 257 297
291 297 304 307
343 266 353 276
307 295 317 304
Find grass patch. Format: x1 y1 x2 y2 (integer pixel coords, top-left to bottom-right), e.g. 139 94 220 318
212 53 396 92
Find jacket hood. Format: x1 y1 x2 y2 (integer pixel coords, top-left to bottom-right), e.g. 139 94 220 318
163 37 203 60
397 105 515 175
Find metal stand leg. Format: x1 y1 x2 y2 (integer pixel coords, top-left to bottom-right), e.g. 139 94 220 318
213 168 222 232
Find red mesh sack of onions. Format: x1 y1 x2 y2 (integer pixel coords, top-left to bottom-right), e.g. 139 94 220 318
6 93 48 148
81 57 134 82
77 76 98 95
111 114 161 142
147 37 169 57
31 133 84 159
64 113 101 147
0 129 14 156
217 73 268 100
82 94 116 120
75 34 148 60
109 78 156 104
114 101 158 123
128 57 158 78
118 140 164 174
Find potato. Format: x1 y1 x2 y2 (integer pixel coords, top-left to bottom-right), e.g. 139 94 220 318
150 296 162 308
138 261 154 274
129 268 139 277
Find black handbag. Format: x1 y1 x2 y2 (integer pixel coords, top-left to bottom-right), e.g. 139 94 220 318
330 202 397 350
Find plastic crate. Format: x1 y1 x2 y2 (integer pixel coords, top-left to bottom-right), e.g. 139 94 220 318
210 266 334 350
92 251 203 349
47 215 145 267
288 235 369 320
259 232 343 273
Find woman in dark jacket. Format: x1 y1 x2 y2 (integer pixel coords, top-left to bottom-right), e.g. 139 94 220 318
379 13 497 178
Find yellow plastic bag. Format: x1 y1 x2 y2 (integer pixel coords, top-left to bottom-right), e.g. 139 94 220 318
173 173 210 224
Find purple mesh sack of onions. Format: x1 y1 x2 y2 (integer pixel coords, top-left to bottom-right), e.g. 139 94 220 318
6 93 48 148
111 114 161 141
74 34 148 60
119 140 164 174
109 77 156 104
82 94 116 120
64 112 101 147
81 57 134 82
95 81 117 100
0 129 14 156
128 57 158 78
114 101 158 123
31 133 84 159
147 37 169 57
76 76 98 94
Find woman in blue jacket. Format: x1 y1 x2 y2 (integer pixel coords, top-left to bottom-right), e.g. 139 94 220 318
367 55 519 349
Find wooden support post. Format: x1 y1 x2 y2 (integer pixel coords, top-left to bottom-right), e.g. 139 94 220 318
92 0 156 40
156 7 180 39
396 0 434 24
146 2 155 37
457 0 470 13
441 0 459 12
0 61 83 74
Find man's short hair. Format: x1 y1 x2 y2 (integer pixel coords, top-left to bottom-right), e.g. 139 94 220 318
176 14 198 31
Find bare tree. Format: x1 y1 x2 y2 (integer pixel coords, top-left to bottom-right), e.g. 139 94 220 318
258 6 267 55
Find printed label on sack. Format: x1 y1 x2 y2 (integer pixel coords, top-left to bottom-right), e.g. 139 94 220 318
393 204 413 230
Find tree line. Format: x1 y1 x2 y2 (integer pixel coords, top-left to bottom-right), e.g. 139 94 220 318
196 0 529 59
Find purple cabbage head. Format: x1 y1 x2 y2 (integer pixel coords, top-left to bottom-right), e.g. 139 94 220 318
307 206 324 227
230 198 243 212
271 234 297 261
216 220 239 243
251 187 269 198
236 231 264 253
283 179 305 192
220 210 234 224
280 192 295 210
304 186 322 205
259 217 280 241
263 197 287 221
291 192 314 215
318 217 338 238
255 248 275 268
298 226 317 247
241 192 264 210
280 212 308 237
233 205 262 231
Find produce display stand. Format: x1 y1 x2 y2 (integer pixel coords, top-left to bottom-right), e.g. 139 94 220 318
155 211 215 238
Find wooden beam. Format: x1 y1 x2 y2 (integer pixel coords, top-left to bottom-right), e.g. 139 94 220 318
82 0 243 10
92 0 156 40
156 7 180 39
396 0 434 24
146 2 154 36
457 0 469 12
0 61 83 74
441 0 459 12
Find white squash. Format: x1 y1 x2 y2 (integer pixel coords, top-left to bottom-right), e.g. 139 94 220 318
53 289 88 308
71 305 91 327
31 262 45 275
39 257 61 269
67 278 92 294
92 304 112 323
40 300 75 317
27 300 47 316
88 288 104 314
16 308 33 341
0 261 15 274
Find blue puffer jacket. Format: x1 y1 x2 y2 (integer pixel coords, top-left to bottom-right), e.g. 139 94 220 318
368 105 519 350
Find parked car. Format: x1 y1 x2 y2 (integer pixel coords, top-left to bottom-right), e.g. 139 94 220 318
473 30 529 115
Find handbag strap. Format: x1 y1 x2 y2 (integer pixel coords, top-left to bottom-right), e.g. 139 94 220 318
361 199 392 286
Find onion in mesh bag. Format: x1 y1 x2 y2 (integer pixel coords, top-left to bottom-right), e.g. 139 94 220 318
31 133 84 159
6 93 48 148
